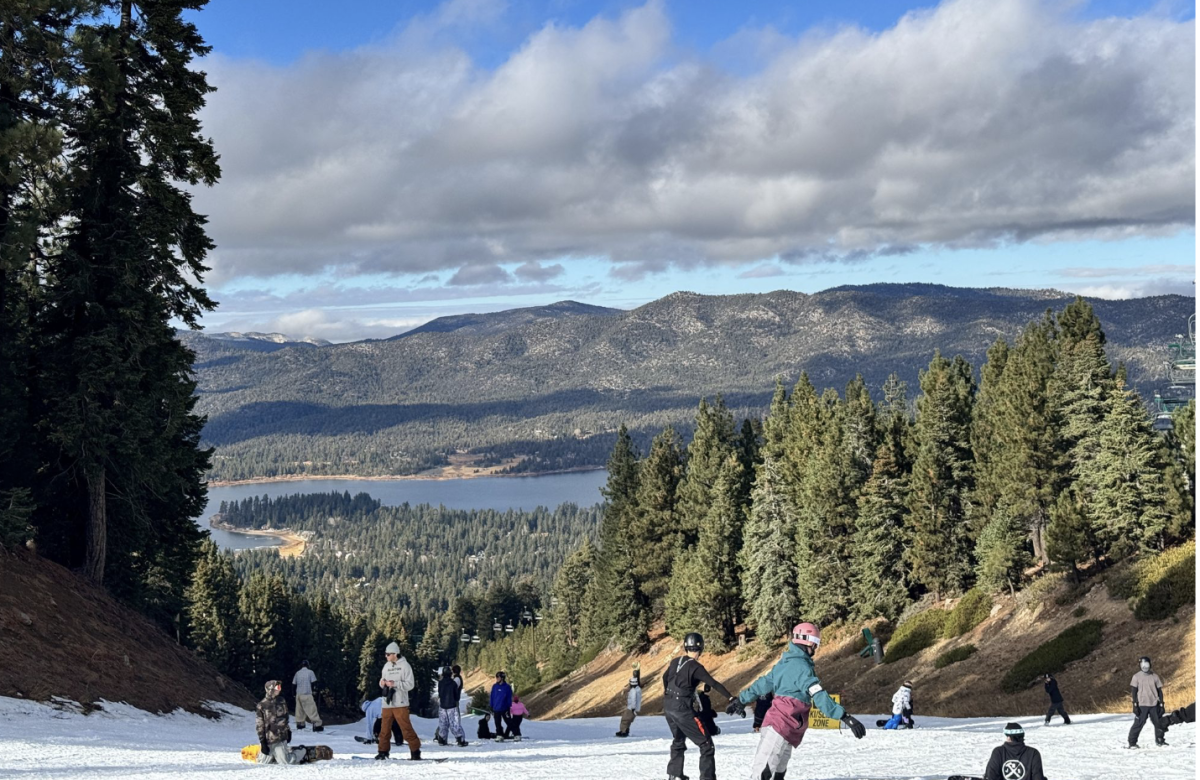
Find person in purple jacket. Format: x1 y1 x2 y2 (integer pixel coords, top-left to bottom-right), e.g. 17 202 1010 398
735 622 866 780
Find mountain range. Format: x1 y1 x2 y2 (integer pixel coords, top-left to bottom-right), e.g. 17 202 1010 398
184 284 1194 481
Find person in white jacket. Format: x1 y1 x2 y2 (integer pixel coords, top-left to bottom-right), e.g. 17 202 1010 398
882 681 913 730
376 641 421 760
615 672 642 737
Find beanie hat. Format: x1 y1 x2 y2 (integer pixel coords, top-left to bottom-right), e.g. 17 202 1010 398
1003 722 1025 741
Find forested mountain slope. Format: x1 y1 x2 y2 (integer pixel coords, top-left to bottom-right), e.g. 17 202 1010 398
187 285 1192 480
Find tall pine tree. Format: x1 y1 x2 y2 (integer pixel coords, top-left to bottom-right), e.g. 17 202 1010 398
740 453 800 641
626 426 684 609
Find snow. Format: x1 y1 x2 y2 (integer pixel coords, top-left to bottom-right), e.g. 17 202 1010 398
0 696 1192 780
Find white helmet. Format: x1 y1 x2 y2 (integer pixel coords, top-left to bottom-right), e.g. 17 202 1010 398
385 641 401 655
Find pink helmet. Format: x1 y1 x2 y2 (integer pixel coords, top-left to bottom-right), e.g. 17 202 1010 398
792 622 821 648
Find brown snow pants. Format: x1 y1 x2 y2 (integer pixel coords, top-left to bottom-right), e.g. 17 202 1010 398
379 706 421 754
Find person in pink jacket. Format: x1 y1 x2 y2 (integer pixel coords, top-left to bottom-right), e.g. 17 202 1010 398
509 695 530 742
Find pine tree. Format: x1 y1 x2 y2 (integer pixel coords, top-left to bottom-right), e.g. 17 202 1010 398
1045 490 1093 583
740 454 800 641
905 352 975 599
240 573 294 686
34 1 218 602
184 540 247 681
676 397 735 547
974 502 1032 597
850 376 912 620
1085 380 1170 557
546 542 594 676
970 338 1009 536
666 453 746 649
583 426 646 649
627 426 684 608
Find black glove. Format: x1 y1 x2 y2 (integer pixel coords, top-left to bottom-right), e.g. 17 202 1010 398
841 714 866 739
725 699 746 717
260 741 270 755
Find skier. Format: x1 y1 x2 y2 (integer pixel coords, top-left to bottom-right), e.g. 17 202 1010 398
882 682 913 730
696 683 721 736
616 672 643 737
752 693 773 734
435 667 469 747
490 670 514 740
256 680 306 764
509 695 529 741
982 723 1045 780
735 622 866 780
376 641 421 760
1128 656 1167 748
662 632 744 780
292 659 323 732
1042 673 1070 725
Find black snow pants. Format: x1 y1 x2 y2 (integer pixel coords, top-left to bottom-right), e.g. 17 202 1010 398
493 711 512 738
1129 705 1166 746
665 704 716 780
1044 701 1070 723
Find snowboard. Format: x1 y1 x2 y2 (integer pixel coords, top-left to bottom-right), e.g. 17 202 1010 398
351 755 450 763
240 744 332 764
946 776 983 780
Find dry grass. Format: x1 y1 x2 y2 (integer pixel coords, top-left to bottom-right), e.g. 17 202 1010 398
500 579 1194 721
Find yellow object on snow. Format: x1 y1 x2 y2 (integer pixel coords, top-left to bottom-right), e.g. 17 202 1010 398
807 694 842 729
240 744 261 762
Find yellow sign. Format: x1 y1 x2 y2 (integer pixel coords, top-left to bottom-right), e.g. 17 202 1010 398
807 694 842 729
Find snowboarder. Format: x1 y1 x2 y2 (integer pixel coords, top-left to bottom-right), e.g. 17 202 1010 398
376 641 421 760
1128 656 1167 748
452 665 465 711
256 680 306 764
510 695 529 741
752 693 773 733
435 667 469 747
478 715 495 740
616 672 642 737
662 631 744 780
1042 673 1070 725
882 681 912 730
292 659 323 732
982 722 1045 780
695 683 721 737
490 671 514 740
735 622 866 780
356 696 403 745
1165 702 1195 728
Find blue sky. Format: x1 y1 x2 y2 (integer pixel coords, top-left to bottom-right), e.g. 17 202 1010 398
187 0 1196 341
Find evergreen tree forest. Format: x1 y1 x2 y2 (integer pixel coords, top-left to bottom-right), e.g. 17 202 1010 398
0 2 217 627
181 299 1193 716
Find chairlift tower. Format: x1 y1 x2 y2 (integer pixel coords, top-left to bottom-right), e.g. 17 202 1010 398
1153 313 1195 431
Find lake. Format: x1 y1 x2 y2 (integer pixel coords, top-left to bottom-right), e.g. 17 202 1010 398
198 469 609 551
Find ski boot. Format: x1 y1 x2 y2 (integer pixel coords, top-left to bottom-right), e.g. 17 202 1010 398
410 749 422 760
296 723 306 730
1156 740 1169 747
312 725 324 733
615 731 628 738
374 751 390 760
435 734 448 746
456 737 470 747
513 735 522 742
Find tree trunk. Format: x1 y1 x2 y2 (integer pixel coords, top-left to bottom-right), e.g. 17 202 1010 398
1030 518 1049 565
84 466 106 584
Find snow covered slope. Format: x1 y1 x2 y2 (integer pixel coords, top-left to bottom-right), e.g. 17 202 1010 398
0 696 1192 780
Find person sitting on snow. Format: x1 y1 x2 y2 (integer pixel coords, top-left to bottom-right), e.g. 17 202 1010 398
735 622 866 780
256 680 306 764
883 681 913 730
477 715 495 740
983 723 1045 780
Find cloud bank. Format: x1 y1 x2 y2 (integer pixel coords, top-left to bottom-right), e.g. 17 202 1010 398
195 0 1194 286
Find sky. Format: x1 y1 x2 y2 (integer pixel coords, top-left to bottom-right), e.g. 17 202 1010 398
185 0 1197 341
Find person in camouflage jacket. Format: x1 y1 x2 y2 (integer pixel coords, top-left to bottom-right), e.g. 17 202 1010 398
256 680 304 764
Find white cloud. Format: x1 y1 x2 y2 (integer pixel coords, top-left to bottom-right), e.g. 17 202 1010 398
1070 278 1196 299
194 0 1195 285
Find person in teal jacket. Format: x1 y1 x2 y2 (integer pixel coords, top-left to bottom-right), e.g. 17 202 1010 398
733 622 866 780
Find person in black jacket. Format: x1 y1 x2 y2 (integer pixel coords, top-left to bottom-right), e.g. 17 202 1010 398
752 692 774 733
983 723 1045 780
662 632 744 780
1042 674 1070 725
434 667 468 746
695 684 721 737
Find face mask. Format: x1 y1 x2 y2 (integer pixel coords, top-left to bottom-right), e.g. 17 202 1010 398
1140 660 1151 672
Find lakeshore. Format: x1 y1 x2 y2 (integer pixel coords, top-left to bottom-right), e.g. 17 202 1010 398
205 464 604 488
208 516 307 557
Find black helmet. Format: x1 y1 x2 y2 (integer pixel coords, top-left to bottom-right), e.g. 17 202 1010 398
683 632 704 653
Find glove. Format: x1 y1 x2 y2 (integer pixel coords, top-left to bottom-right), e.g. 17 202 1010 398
841 714 866 739
725 699 746 717
259 741 270 755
